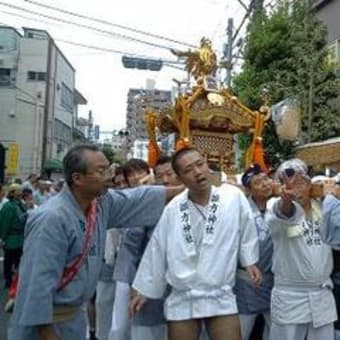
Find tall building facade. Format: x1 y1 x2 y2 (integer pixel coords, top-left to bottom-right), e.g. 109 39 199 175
314 0 340 63
0 26 87 178
125 88 172 153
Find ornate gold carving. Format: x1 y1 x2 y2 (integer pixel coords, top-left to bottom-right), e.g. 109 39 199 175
191 130 236 173
144 38 269 172
171 37 217 79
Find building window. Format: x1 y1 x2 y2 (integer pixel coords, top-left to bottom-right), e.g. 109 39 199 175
61 82 74 113
0 68 11 86
38 72 46 81
328 40 340 66
54 118 72 144
27 71 46 81
25 31 48 40
0 68 16 86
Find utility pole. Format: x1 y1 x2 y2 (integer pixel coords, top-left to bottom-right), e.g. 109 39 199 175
307 65 314 144
307 0 314 143
223 0 259 87
225 18 234 88
88 110 94 143
253 0 264 15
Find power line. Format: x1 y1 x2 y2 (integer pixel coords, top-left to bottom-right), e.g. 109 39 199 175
0 2 179 51
57 39 156 58
236 0 249 11
58 40 185 70
211 3 230 40
0 13 160 58
56 39 178 63
232 0 256 43
265 0 279 10
22 0 197 49
0 9 61 27
0 13 184 64
0 18 185 71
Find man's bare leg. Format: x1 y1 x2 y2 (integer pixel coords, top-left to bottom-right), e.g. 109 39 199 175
205 314 242 340
168 319 202 340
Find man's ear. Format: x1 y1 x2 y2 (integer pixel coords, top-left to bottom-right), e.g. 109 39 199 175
71 172 82 187
175 174 184 184
243 186 251 195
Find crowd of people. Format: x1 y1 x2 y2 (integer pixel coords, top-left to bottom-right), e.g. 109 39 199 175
0 177 64 289
1 143 340 340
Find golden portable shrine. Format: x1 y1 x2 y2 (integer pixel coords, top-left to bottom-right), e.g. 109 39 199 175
145 38 271 173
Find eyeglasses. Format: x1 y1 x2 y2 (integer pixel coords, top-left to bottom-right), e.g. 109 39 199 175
86 167 115 178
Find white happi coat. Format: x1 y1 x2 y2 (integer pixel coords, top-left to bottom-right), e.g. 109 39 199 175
133 184 259 321
266 199 337 328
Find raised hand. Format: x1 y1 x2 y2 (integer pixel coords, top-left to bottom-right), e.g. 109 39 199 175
278 171 299 217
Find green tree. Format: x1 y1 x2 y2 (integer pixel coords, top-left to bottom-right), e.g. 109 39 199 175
100 144 121 164
233 0 340 168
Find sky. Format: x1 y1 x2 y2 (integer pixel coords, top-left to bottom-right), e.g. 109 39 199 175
0 0 251 133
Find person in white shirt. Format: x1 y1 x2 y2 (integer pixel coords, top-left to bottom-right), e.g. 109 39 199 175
131 147 261 340
267 159 336 340
22 173 38 192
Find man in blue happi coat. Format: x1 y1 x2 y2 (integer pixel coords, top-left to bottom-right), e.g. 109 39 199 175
8 144 181 340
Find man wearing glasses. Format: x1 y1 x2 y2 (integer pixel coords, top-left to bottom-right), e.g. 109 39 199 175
234 164 274 340
8 144 182 340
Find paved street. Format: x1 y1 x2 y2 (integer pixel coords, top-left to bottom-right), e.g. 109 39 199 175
0 251 9 340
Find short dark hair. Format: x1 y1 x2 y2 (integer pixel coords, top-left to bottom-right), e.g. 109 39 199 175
114 165 124 177
22 187 33 197
63 144 100 187
154 155 171 174
26 173 37 181
14 178 22 185
171 147 200 175
123 158 150 182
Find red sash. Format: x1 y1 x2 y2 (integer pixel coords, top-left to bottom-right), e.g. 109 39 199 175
9 199 98 298
58 199 98 291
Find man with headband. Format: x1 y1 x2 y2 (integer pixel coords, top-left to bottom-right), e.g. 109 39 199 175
234 164 274 340
266 159 336 340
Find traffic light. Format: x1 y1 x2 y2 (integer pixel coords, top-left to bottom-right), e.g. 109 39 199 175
122 56 163 71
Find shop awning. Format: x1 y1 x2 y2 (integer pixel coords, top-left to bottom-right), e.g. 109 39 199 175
43 158 63 171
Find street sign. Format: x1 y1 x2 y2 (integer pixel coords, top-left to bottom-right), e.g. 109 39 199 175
122 56 163 71
7 143 19 175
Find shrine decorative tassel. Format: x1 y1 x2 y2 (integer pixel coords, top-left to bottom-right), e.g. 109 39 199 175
145 111 161 168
